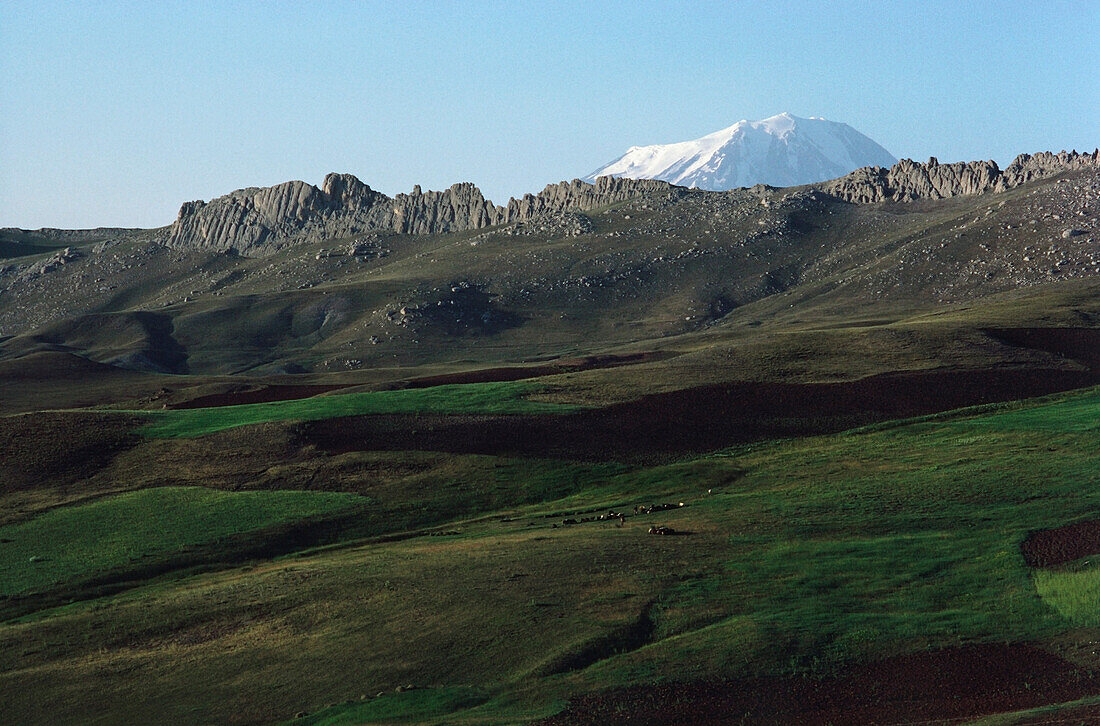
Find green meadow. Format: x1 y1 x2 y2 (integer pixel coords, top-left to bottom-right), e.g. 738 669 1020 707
2 386 1098 723
135 380 580 438
0 487 363 596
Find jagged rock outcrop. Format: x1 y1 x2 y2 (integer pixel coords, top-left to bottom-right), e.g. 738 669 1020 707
1001 150 1100 186
822 149 1100 203
391 183 505 235
167 175 390 254
15 247 83 282
505 177 679 219
167 173 677 255
166 150 1097 255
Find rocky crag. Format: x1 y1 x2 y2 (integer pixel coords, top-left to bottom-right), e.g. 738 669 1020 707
167 174 678 255
822 150 1100 203
167 151 1098 255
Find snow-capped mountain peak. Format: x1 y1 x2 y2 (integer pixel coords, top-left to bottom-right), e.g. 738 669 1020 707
586 113 897 190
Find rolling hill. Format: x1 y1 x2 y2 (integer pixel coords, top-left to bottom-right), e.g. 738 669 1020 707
0 149 1098 725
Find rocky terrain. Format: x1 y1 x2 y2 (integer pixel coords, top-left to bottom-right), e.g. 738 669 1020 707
164 149 1100 259
822 149 1100 202
166 174 677 255
1 149 1099 726
0 151 1096 378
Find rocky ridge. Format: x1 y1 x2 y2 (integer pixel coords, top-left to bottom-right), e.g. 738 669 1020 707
2 157 1096 373
165 151 1098 256
168 174 678 256
823 150 1100 203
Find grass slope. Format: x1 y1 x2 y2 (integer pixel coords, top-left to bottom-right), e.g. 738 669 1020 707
293 686 488 725
1 387 1098 724
1036 565 1100 627
0 487 362 596
136 381 580 438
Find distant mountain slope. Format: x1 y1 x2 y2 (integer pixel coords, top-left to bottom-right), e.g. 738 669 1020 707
586 112 898 190
1 156 1096 377
161 146 1098 258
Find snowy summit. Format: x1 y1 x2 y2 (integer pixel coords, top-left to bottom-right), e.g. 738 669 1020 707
586 113 897 190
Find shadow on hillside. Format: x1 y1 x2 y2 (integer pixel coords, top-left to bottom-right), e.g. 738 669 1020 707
300 367 1099 462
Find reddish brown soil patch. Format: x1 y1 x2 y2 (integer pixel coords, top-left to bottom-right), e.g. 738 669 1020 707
1022 520 1100 568
988 328 1100 371
301 367 1097 462
401 352 668 388
169 384 351 409
0 412 141 493
538 644 1098 726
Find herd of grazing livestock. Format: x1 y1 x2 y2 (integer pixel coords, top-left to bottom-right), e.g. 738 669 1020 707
430 501 689 538
555 501 685 533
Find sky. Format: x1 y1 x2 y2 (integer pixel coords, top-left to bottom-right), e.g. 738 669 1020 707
1 0 1097 229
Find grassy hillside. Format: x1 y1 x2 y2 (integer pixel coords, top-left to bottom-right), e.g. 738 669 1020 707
1 387 1097 724
0 487 363 596
0 169 1096 724
1 169 1095 377
136 380 581 438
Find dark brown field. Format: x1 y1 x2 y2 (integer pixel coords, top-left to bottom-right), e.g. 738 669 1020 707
0 167 1097 725
303 367 1098 462
1022 520 1100 569
539 644 1097 725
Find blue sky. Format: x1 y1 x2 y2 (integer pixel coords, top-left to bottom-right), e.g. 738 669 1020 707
2 0 1097 229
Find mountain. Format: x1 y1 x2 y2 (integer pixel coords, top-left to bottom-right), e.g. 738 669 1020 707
0 150 1096 378
162 149 1099 258
586 112 898 190
2 151 1100 725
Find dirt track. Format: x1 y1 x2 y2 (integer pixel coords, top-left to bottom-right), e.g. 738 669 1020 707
301 367 1098 462
537 643 1098 725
